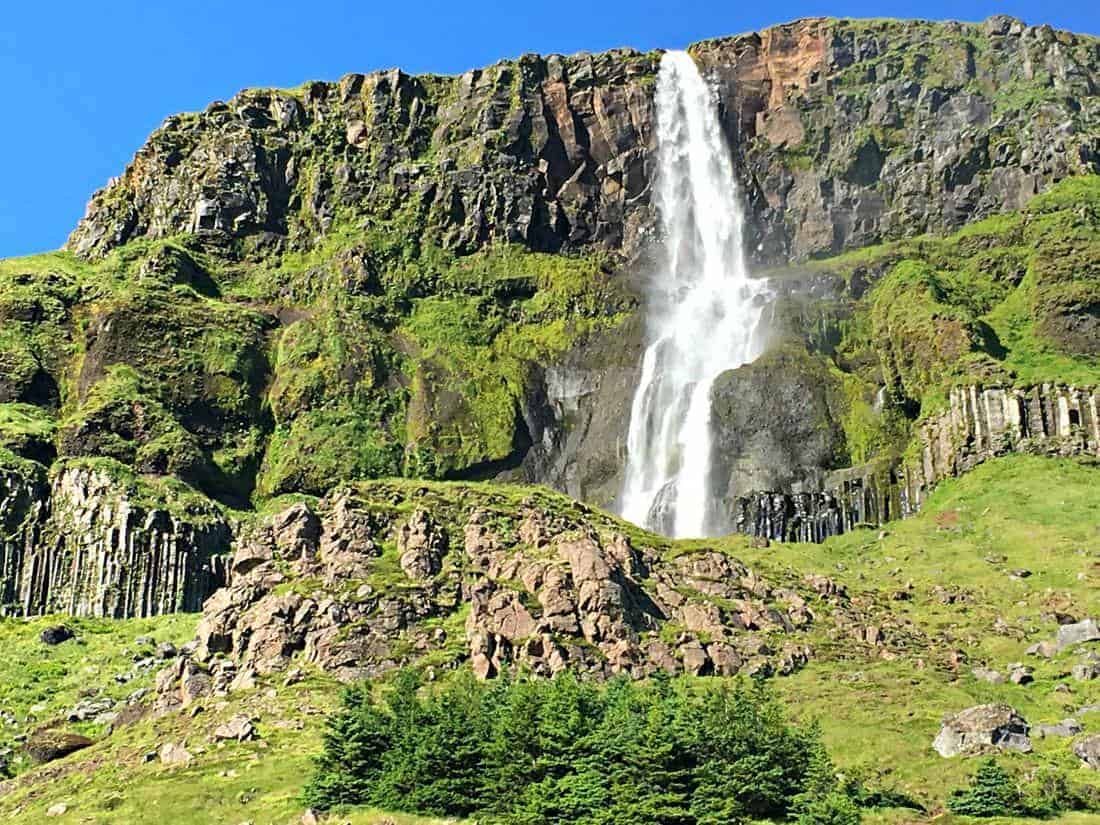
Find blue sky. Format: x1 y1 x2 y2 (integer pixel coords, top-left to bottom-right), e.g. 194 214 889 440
2 0 1097 258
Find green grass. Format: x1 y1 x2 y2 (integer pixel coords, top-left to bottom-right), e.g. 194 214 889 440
733 456 1100 813
1 457 1100 821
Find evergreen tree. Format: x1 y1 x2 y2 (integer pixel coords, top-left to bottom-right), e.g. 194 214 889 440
947 758 1023 817
302 683 392 808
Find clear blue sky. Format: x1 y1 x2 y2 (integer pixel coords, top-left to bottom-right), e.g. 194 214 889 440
2 0 1097 258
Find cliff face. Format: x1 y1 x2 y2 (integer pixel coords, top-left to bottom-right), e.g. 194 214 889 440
0 457 229 617
3 16 1100 619
67 50 659 262
731 382 1100 542
68 16 1100 266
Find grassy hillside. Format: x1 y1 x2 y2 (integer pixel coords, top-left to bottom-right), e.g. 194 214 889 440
1 455 1099 823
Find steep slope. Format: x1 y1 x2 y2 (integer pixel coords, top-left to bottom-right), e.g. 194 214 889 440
1 456 1099 823
0 17 1097 611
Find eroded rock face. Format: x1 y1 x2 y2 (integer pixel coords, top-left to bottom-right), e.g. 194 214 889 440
69 52 659 262
156 481 877 708
0 461 229 617
933 704 1032 757
68 18 1100 268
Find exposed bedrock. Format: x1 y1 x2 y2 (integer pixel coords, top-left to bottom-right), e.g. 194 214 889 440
510 312 646 508
156 481 899 704
729 383 1100 542
68 17 1099 266
0 459 229 617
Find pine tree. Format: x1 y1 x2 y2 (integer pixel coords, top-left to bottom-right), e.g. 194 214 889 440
948 758 1023 817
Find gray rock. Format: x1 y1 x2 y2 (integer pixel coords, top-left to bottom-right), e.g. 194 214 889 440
1036 719 1082 739
1073 734 1100 769
1058 619 1100 650
933 704 1031 757
971 667 1005 684
213 714 257 742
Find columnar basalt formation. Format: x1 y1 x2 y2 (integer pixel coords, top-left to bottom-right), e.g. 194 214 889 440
0 460 48 612
0 462 229 617
732 383 1100 542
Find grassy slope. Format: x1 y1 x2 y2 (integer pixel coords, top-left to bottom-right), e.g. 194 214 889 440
0 455 1099 822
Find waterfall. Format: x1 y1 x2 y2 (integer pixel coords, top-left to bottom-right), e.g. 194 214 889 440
619 50 769 539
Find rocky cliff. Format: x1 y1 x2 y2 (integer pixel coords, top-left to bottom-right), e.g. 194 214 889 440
730 382 1100 541
1 15 1100 617
68 17 1100 266
0 455 228 617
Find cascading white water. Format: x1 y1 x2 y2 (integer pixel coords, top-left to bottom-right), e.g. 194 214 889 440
619 50 769 539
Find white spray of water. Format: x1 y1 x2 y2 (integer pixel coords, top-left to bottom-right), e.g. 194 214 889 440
619 50 769 539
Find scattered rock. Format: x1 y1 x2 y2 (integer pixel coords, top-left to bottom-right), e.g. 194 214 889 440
45 803 68 817
213 715 257 742
159 742 194 766
155 642 178 660
1035 719 1082 738
1072 661 1100 681
1026 640 1059 658
1073 734 1100 769
1008 664 1034 685
971 667 1005 684
933 704 1031 757
1057 619 1100 650
67 696 115 722
40 626 73 646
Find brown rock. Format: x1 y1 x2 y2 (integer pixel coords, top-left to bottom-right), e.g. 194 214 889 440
159 742 194 766
24 730 94 764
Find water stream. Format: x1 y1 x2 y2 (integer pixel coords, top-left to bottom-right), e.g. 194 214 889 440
619 50 769 539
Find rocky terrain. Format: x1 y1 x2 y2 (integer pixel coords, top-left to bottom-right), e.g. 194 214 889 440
1 12 1100 823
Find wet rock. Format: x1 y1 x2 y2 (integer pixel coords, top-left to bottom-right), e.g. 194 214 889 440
933 704 1032 757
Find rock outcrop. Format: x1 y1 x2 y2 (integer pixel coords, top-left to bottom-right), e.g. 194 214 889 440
933 704 1032 757
156 480 879 707
0 459 229 617
68 18 1100 266
729 383 1100 542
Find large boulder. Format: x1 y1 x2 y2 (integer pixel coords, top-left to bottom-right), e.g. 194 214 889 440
1058 619 1100 651
933 704 1032 757
1074 734 1100 769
